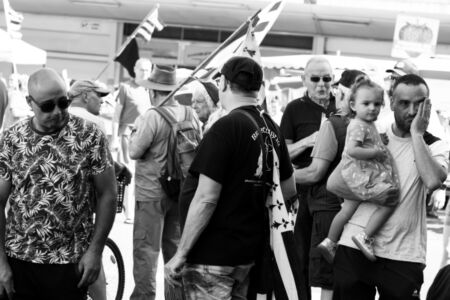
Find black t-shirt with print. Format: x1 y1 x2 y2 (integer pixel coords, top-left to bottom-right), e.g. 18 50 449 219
180 105 293 266
280 94 336 168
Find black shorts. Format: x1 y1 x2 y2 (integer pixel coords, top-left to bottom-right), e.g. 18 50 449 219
309 210 338 289
1 257 87 300
333 246 424 300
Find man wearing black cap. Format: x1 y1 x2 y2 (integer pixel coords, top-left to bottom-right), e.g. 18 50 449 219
165 56 297 298
128 65 201 300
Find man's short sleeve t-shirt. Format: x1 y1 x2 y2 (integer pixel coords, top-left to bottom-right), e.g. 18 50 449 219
0 116 113 264
117 80 151 126
184 106 293 266
338 125 449 264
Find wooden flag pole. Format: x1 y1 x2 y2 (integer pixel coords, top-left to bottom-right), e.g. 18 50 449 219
157 9 261 108
94 4 160 80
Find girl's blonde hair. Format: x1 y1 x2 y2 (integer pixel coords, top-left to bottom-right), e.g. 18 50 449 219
347 76 384 118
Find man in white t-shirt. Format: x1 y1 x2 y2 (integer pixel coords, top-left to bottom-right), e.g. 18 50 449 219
332 74 449 299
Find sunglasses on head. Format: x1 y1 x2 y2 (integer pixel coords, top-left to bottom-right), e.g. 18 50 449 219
310 76 333 83
27 95 71 113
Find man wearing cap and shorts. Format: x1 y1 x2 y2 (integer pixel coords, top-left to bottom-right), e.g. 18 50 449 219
111 58 152 224
0 68 116 300
68 80 131 300
68 80 110 134
128 65 201 300
280 56 336 299
165 56 297 299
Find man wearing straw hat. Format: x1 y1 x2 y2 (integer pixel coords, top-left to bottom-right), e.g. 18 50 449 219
129 65 201 300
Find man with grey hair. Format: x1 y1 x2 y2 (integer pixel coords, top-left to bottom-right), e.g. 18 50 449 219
111 57 152 224
0 68 116 300
68 80 110 134
280 56 336 300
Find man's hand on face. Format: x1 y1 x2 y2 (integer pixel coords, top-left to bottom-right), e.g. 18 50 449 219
410 98 431 136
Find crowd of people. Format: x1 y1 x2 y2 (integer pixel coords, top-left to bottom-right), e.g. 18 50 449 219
0 53 449 300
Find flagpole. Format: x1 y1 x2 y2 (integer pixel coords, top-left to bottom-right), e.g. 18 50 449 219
157 9 262 108
94 3 160 80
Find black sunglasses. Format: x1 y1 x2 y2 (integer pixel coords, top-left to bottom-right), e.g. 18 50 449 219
310 76 333 83
27 95 71 113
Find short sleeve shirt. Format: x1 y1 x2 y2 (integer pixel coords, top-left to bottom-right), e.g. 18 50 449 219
117 80 151 126
185 105 293 266
280 94 336 168
129 104 201 202
1 115 113 264
339 125 449 264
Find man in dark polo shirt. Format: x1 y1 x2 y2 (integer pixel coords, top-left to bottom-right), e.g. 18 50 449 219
280 56 336 300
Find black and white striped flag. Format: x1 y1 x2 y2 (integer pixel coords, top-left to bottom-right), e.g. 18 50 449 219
135 7 164 42
3 0 24 39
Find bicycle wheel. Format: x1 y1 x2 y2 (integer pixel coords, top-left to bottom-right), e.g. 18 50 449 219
103 238 125 300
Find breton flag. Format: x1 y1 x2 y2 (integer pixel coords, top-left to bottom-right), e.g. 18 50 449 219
135 7 164 42
160 0 285 106
200 0 285 74
114 4 164 77
3 0 24 39
235 20 266 105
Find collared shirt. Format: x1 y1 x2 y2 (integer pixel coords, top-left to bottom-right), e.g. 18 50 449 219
117 80 151 126
280 93 336 168
0 115 112 264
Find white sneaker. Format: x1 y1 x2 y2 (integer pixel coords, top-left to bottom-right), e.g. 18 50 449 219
352 232 376 262
317 238 337 264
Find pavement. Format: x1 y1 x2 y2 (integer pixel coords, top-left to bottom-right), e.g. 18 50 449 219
108 210 448 300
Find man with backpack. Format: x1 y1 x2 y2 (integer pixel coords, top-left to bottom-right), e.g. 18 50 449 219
128 65 201 300
165 56 297 299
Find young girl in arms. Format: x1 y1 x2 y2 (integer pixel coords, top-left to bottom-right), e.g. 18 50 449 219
319 78 399 262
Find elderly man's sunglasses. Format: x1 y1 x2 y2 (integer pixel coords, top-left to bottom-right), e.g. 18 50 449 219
310 76 333 83
27 95 71 113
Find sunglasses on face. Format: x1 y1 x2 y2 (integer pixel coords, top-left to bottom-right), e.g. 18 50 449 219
27 95 71 113
309 76 333 83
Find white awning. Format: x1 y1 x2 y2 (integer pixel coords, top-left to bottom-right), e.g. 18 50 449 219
0 29 46 65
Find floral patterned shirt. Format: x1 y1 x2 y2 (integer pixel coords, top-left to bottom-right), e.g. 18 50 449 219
0 115 113 264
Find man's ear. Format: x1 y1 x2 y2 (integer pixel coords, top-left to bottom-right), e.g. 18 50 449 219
219 75 228 92
82 92 89 103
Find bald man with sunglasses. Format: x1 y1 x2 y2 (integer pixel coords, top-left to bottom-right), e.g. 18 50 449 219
280 56 337 300
0 68 117 300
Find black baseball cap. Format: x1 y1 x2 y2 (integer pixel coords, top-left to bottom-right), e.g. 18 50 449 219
220 56 263 91
334 69 366 88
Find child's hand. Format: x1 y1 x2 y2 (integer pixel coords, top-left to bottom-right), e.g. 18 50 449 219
374 147 388 161
380 133 389 145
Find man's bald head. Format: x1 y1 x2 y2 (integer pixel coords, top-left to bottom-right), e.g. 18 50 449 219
134 58 152 80
28 68 67 99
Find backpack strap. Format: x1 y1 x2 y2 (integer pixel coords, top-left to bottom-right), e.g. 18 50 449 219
153 106 177 126
232 109 268 178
